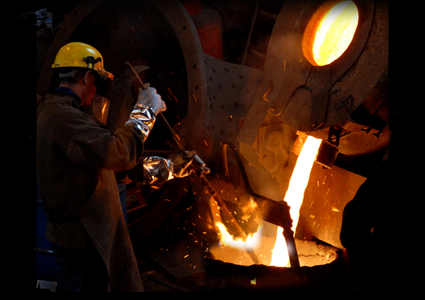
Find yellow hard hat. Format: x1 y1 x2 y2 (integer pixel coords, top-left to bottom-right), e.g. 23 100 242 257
52 42 114 81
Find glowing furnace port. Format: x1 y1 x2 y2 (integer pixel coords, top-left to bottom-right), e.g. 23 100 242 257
302 0 359 66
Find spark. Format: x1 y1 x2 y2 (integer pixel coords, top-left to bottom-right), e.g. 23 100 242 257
331 206 340 212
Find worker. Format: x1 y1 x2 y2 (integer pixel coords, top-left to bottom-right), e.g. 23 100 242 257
340 123 410 293
37 42 192 292
340 161 387 292
339 144 394 292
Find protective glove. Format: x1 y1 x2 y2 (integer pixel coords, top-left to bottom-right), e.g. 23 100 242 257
125 106 156 142
141 150 196 185
125 87 166 141
169 150 196 178
136 87 167 116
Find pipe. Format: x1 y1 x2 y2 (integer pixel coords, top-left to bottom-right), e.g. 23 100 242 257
241 0 260 65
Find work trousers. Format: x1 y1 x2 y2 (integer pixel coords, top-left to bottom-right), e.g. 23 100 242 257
55 245 109 292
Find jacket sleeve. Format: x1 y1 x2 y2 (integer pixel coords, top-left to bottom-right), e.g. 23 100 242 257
63 109 145 172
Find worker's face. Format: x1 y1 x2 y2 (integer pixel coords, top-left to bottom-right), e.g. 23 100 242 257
80 71 97 107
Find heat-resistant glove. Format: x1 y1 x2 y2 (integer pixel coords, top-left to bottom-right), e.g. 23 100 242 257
136 87 166 116
125 106 156 142
141 151 196 185
125 87 166 141
169 150 196 178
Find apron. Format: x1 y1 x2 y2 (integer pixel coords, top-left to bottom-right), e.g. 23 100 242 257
78 168 144 292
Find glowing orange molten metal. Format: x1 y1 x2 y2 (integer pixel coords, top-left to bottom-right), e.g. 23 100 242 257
270 136 322 267
302 0 359 66
213 136 322 267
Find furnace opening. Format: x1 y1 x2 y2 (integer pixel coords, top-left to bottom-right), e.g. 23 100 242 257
302 0 359 66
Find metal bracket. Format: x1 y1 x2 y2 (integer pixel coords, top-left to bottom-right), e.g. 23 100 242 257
83 56 102 69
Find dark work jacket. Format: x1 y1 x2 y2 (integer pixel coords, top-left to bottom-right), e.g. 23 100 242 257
38 90 146 291
37 90 144 248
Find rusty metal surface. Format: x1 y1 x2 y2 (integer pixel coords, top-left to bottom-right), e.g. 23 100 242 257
238 0 387 143
324 0 388 129
200 54 264 172
276 0 377 131
296 163 366 249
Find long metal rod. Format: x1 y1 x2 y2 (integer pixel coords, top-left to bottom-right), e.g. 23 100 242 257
197 171 261 264
125 62 260 264
126 61 209 174
125 62 185 154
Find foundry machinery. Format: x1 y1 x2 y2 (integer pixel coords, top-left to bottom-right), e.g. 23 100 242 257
37 0 388 290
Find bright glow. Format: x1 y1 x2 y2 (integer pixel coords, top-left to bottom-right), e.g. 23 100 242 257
284 136 322 231
312 1 359 66
270 136 322 267
215 221 261 250
212 136 322 268
269 226 290 267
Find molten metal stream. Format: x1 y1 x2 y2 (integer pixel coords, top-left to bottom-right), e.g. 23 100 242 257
270 136 322 267
214 136 322 267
